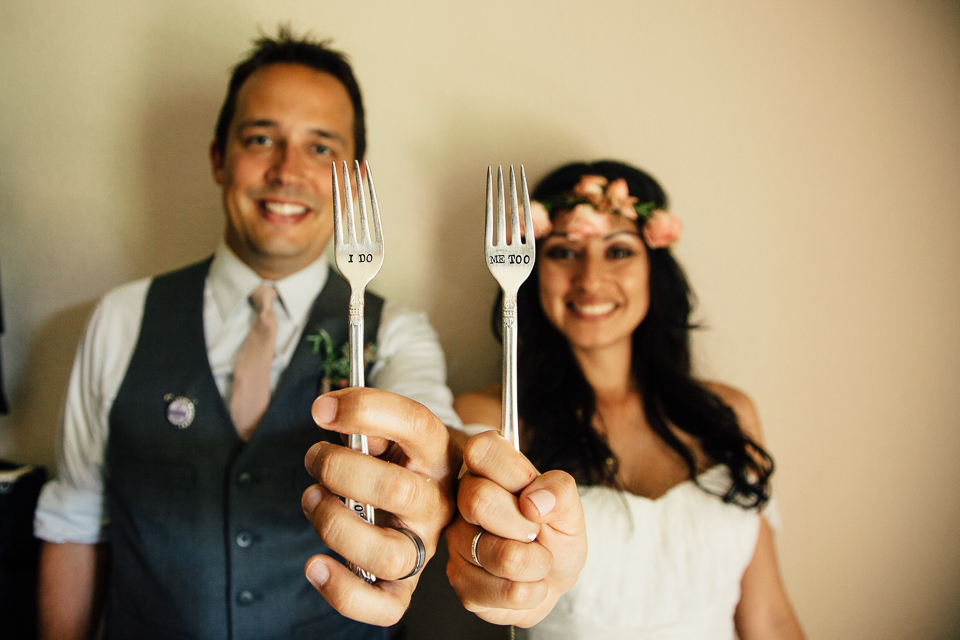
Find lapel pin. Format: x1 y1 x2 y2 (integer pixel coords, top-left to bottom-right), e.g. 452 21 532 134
164 394 196 429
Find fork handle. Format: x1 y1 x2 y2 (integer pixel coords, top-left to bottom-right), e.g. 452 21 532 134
346 305 373 468
348 294 365 388
500 293 521 452
346 293 376 583
345 434 374 531
346 478 376 583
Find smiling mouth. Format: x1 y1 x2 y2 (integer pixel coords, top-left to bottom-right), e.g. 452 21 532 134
263 201 308 216
257 199 312 224
570 302 617 317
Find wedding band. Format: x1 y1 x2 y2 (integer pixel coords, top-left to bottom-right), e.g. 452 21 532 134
471 530 484 568
396 528 426 580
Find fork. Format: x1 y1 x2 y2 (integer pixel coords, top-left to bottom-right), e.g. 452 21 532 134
332 159 384 583
485 165 535 452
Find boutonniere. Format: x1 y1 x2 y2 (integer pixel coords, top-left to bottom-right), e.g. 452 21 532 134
305 329 378 393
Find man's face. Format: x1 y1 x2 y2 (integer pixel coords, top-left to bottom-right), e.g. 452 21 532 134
211 63 357 280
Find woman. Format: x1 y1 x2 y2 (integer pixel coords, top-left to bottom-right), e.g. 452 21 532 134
455 160 804 639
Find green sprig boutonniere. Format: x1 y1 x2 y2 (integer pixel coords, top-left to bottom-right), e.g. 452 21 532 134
306 329 378 393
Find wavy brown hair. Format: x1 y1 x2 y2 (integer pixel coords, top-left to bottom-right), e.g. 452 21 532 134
495 160 773 508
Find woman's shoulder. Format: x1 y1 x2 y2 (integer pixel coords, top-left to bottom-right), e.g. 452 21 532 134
454 383 503 431
700 381 765 445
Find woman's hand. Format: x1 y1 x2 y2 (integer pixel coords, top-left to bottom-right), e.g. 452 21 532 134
445 430 587 628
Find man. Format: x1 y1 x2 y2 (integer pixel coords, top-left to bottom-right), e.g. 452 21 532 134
35 28 585 639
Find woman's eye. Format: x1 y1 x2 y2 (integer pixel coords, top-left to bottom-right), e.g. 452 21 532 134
544 246 578 260
608 246 634 259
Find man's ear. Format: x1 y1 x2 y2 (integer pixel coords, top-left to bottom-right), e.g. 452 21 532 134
210 140 224 185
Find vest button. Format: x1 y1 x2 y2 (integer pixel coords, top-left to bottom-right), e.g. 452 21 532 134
237 471 253 485
236 590 256 605
236 531 254 548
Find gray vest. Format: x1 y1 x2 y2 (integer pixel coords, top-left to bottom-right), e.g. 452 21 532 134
105 258 388 640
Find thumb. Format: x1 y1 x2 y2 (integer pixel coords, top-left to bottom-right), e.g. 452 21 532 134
518 470 584 537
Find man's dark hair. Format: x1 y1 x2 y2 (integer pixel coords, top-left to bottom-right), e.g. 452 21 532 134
213 26 366 160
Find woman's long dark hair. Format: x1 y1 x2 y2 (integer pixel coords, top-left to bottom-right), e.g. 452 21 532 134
497 160 773 508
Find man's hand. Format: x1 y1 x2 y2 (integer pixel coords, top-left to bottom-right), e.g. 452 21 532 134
301 387 459 626
445 430 587 628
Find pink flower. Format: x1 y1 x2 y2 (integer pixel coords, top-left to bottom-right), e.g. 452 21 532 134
642 210 683 248
562 204 614 240
605 178 639 219
526 200 553 239
573 175 608 201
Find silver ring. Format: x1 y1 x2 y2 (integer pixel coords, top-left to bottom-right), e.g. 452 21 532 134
471 530 484 568
396 528 426 580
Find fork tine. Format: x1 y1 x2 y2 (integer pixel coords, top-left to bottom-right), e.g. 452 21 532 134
364 161 383 243
354 159 371 244
496 166 507 248
509 165 521 246
485 166 494 248
331 161 343 246
341 160 356 245
520 165 534 244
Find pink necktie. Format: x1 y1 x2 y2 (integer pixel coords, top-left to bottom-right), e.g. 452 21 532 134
230 284 278 441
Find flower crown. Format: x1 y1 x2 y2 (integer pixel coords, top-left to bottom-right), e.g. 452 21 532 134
528 175 683 248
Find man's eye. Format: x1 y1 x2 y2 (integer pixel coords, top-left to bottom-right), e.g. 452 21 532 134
245 135 271 147
311 144 332 156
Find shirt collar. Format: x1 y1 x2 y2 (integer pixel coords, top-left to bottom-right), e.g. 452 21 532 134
208 242 329 323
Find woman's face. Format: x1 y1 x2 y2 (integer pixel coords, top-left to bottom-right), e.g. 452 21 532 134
538 210 650 355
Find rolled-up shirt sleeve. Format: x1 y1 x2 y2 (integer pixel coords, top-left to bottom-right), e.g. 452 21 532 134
34 279 148 543
369 300 462 429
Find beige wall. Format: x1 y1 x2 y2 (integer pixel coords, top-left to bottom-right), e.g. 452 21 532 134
2 1 958 637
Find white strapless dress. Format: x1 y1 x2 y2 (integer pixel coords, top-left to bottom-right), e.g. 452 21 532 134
528 466 767 640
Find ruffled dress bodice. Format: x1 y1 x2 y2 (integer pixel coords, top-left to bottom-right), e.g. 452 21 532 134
529 466 762 640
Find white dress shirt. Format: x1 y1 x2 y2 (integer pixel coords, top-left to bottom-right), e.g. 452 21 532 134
35 243 461 543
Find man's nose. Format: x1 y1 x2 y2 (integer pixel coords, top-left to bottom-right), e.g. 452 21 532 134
266 143 304 185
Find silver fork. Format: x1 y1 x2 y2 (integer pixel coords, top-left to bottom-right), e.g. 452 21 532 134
485 165 535 452
332 159 384 583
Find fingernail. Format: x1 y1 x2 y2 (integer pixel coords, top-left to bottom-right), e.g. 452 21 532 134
305 558 329 587
304 443 321 474
314 396 337 425
302 485 322 515
528 489 556 517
